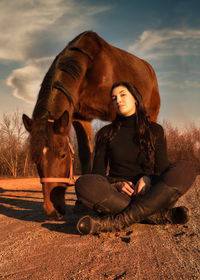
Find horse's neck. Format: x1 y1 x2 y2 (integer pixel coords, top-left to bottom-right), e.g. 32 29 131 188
33 67 79 120
33 32 103 120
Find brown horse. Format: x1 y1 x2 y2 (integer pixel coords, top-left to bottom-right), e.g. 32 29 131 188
22 31 160 220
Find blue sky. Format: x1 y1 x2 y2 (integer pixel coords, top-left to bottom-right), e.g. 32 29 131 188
0 0 200 128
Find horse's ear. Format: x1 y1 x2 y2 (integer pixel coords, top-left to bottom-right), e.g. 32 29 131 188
22 114 34 133
54 111 69 135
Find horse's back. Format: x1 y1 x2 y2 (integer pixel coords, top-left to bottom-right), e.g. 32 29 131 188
37 31 160 122
73 31 160 121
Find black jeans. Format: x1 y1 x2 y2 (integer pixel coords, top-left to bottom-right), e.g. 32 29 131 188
75 160 196 215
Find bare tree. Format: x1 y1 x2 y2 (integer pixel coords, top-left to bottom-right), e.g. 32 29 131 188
0 111 26 177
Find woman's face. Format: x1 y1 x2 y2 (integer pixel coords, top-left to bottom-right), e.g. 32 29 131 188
111 85 136 116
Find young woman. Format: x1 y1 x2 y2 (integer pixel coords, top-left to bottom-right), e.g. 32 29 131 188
75 82 196 235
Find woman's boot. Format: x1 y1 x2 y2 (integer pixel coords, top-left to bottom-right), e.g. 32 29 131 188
141 206 189 225
77 205 190 234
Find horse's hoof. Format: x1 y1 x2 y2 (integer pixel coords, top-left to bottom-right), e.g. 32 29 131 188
48 210 63 221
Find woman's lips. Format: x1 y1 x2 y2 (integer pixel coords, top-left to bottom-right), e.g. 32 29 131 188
118 104 125 109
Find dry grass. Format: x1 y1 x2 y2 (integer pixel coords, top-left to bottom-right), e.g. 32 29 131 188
163 121 200 174
0 119 199 177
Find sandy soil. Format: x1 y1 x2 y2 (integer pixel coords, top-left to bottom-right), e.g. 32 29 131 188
0 176 200 280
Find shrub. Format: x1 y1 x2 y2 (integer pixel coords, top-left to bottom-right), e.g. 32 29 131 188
163 121 200 174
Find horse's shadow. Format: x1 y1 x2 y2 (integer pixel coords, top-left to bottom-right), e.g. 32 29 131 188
0 193 45 223
0 187 80 231
42 204 95 235
41 216 80 235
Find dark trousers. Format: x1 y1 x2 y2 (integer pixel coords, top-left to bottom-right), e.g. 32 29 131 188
75 160 196 215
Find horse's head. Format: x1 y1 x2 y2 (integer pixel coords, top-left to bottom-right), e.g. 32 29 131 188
22 111 74 220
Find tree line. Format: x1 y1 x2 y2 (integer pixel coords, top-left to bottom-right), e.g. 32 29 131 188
0 112 199 178
0 112 36 177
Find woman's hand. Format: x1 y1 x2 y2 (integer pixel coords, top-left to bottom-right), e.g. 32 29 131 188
114 181 134 197
135 176 151 195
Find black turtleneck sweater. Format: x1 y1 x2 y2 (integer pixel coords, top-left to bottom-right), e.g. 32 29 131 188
92 114 169 184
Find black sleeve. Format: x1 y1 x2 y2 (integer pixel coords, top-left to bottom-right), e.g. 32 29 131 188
153 124 169 175
92 126 109 176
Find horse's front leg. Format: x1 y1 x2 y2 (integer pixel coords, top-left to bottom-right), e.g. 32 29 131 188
42 183 66 220
72 119 93 174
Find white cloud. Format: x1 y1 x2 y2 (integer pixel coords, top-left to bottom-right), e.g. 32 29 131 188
157 71 200 89
2 0 111 102
128 29 200 60
6 57 53 102
0 0 111 61
128 29 200 90
159 79 200 89
85 5 112 16
0 0 70 61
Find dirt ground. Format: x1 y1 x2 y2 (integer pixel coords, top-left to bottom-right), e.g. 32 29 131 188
0 176 200 280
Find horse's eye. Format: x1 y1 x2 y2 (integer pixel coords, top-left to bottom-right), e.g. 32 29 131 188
60 153 66 159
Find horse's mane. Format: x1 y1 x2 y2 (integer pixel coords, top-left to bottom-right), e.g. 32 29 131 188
29 31 100 160
32 31 96 120
30 31 99 158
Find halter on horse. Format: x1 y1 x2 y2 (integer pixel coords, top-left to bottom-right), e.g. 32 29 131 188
40 119 75 185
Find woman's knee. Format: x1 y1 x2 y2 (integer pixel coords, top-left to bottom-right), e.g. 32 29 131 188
75 174 111 204
161 160 196 194
75 174 106 192
75 174 131 214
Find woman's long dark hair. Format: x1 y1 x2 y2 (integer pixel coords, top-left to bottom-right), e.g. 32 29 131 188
96 81 156 171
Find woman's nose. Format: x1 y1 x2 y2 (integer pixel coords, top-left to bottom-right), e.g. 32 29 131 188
116 96 121 103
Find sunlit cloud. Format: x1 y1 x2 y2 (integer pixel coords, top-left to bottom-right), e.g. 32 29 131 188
128 29 200 90
128 29 200 60
157 71 200 89
159 80 200 89
2 0 111 102
0 0 111 61
0 0 70 61
6 57 53 103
